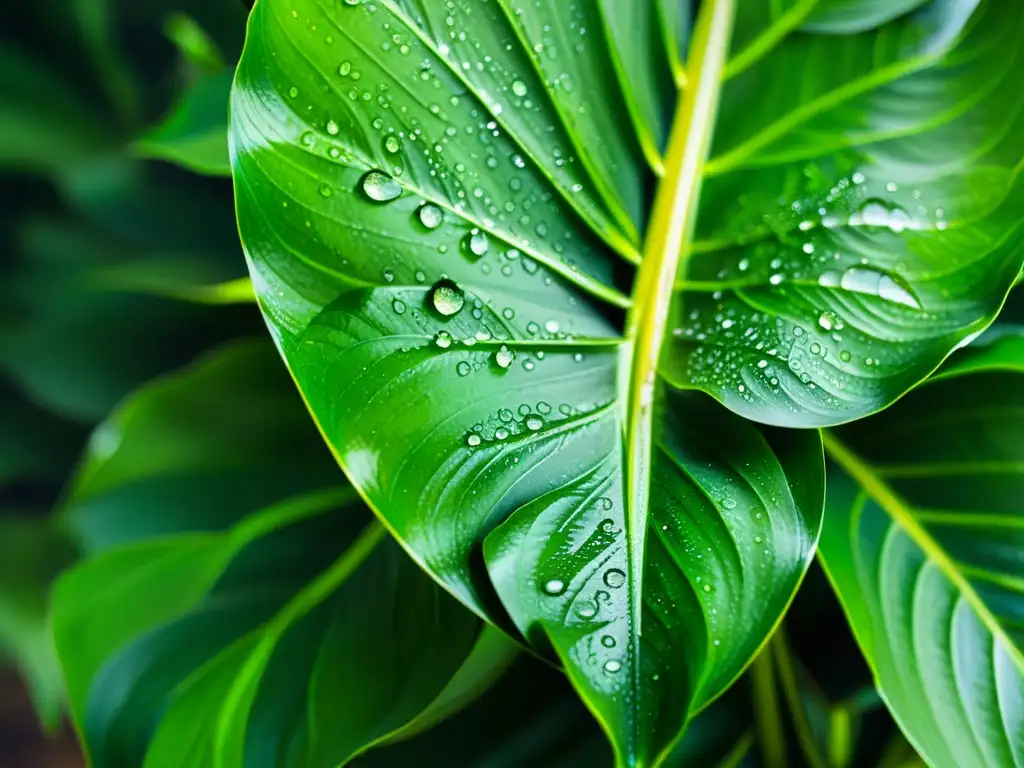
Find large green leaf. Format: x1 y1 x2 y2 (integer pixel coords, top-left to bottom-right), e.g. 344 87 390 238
818 334 1024 767
51 342 484 767
230 0 1022 762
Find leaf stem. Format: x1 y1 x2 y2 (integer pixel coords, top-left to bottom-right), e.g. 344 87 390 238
622 0 734 633
751 648 787 768
618 0 734 759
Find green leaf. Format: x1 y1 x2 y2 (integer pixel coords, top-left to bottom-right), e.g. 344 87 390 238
363 653 755 768
818 331 1024 767
0 45 110 173
51 342 484 767
0 515 76 730
164 12 226 75
229 0 1022 762
134 69 233 176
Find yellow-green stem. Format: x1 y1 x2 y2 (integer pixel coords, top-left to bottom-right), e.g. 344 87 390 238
621 0 734 657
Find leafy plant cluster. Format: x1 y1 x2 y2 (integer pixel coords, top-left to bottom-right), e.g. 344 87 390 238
2 1 1023 767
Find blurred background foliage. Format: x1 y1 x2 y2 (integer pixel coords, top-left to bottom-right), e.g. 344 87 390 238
0 1 251 762
0 1 936 766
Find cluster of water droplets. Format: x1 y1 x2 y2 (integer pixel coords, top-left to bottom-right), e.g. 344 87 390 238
540 500 628 677
676 168 949 404
461 401 577 448
283 0 619 289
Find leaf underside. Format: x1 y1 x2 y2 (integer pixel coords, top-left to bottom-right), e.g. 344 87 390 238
230 0 1023 763
820 336 1024 768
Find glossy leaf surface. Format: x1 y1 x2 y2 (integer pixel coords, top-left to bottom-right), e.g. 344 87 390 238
51 342 482 768
819 335 1024 767
229 0 1022 762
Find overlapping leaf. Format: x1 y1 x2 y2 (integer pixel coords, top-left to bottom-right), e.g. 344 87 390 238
51 342 486 768
230 0 1021 763
819 333 1024 767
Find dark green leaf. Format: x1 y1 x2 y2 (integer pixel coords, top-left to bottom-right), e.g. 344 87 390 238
0 45 110 173
361 653 754 768
164 12 226 75
819 332 1024 767
229 0 1022 762
51 342 484 767
134 69 233 176
0 516 76 730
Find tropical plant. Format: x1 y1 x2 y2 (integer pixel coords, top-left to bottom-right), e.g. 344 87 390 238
2 0 1022 767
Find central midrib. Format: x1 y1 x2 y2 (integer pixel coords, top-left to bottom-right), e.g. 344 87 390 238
620 0 736 762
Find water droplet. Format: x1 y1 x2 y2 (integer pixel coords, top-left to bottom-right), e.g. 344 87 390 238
819 270 841 288
494 345 515 369
839 350 852 362
384 135 401 153
456 361 472 377
600 635 616 648
339 61 352 76
382 269 395 283
418 204 443 229
543 579 565 595
326 120 340 135
703 584 712 593
840 267 920 309
467 229 489 257
603 568 626 589
544 320 560 334
512 79 528 97
818 310 839 331
495 427 510 440
525 416 544 431
466 433 481 447
537 401 552 415
391 298 406 315
362 170 402 202
575 600 598 619
604 660 622 674
288 86 298 98
319 183 333 198
434 331 453 349
430 279 465 316
722 497 737 510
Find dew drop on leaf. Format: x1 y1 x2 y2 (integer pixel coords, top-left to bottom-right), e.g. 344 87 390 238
384 134 401 153
466 433 481 447
362 170 402 202
434 331 453 349
467 229 489 257
525 416 543 431
494 345 515 369
818 310 839 331
543 579 565 595
456 361 471 377
603 568 626 589
512 79 527 97
418 203 443 229
430 279 465 316
604 660 622 674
